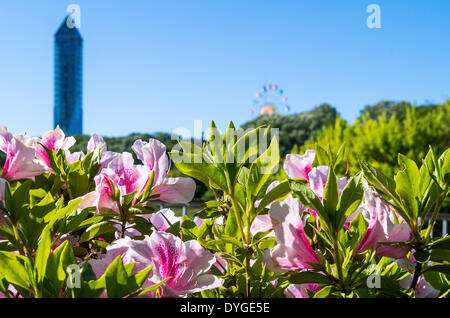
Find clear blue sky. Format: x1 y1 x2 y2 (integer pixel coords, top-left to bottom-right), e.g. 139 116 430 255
0 0 449 137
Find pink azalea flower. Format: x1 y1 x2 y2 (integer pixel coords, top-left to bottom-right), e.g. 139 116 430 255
193 215 224 228
285 283 319 298
0 284 18 298
149 208 182 231
64 134 108 164
252 180 299 238
283 150 315 181
92 174 120 214
250 214 274 237
283 151 347 220
102 152 149 196
309 165 348 200
36 126 76 169
356 188 413 258
0 178 7 205
87 134 106 153
399 275 439 298
0 127 46 181
114 208 184 239
66 151 85 164
92 152 148 214
90 232 223 297
212 254 227 274
0 179 8 238
395 254 416 273
132 139 196 204
263 200 320 273
86 134 120 169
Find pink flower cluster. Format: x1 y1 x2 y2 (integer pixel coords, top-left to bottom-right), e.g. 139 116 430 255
89 137 196 215
0 126 221 298
251 150 415 297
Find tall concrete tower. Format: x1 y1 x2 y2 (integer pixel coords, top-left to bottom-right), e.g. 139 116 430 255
54 16 83 135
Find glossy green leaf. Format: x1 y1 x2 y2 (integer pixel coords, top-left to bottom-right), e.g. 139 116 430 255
35 225 52 283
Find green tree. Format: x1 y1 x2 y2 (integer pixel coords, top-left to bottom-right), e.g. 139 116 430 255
241 103 337 157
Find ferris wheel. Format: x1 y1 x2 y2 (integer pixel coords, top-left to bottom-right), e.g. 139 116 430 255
249 83 290 116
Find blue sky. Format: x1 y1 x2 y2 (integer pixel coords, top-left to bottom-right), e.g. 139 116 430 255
0 0 449 137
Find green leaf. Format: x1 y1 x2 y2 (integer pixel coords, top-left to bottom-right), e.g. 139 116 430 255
30 192 56 219
64 208 90 233
232 125 267 165
360 159 409 223
422 265 450 276
258 237 277 250
139 170 155 203
203 200 223 208
78 277 106 298
348 212 368 251
218 235 243 248
439 148 450 182
256 180 291 214
423 271 449 291
67 171 90 198
79 221 117 243
0 251 32 291
171 145 228 191
224 207 239 239
323 166 339 223
413 250 430 263
252 230 273 244
430 236 450 250
121 265 153 298
246 134 280 201
39 144 61 173
34 225 52 284
336 171 364 228
121 191 137 211
429 249 450 263
395 154 420 219
45 198 82 229
313 285 334 298
0 223 16 243
5 180 31 223
334 143 346 168
46 240 76 292
289 271 335 286
313 144 330 166
103 256 153 298
419 147 435 195
104 256 129 298
131 277 170 297
289 179 330 228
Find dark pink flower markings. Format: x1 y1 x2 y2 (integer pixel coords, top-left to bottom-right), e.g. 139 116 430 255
154 240 184 290
90 232 223 298
37 135 56 168
356 189 413 258
35 126 76 170
283 150 315 182
263 201 320 273
91 139 196 216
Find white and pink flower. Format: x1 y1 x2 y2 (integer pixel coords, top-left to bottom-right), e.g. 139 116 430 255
90 232 223 297
262 200 320 272
0 126 45 181
355 188 413 258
